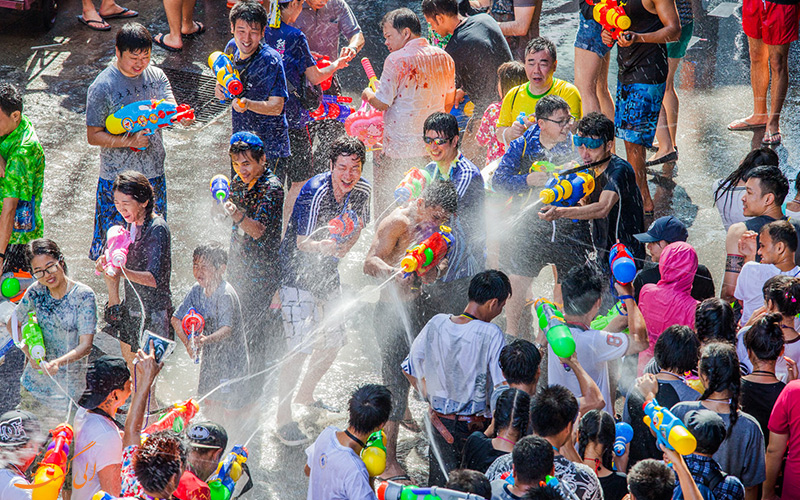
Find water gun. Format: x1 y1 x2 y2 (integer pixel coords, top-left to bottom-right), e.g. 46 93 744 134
614 422 633 456
362 57 379 92
516 112 527 125
530 161 559 173
642 398 697 455
394 168 432 204
19 424 74 500
450 96 474 132
143 399 199 435
208 445 249 500
97 225 132 277
105 99 194 150
534 298 575 358
329 210 359 244
590 301 626 331
587 0 631 45
314 55 334 91
18 311 46 367
310 95 354 123
209 51 244 101
377 481 485 500
400 226 452 277
267 0 280 27
609 243 637 285
361 430 387 477
539 171 595 207
345 58 384 150
210 174 231 204
0 270 35 303
182 308 205 364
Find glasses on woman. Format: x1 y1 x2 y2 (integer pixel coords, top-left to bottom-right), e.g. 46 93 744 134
32 262 59 280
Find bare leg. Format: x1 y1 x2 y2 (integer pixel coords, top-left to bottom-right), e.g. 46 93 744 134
276 351 308 427
624 141 652 213
293 347 340 405
766 43 790 136
651 58 680 161
160 0 184 50
596 53 615 120
504 274 534 337
180 0 198 34
733 37 769 126
98 0 127 16
81 0 103 22
574 47 605 116
382 420 408 478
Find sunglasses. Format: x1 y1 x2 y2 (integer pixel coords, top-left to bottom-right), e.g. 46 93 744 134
423 136 454 146
573 135 605 149
230 131 264 149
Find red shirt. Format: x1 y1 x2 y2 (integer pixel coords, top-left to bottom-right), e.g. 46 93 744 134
174 471 210 500
768 379 800 492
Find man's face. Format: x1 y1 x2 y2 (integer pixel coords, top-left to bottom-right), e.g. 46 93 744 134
524 49 556 88
418 201 452 228
307 0 328 9
742 177 771 217
231 19 264 59
537 108 572 144
575 135 612 164
646 240 669 263
424 129 458 163
758 231 780 264
424 14 447 37
231 150 266 185
383 23 407 52
116 48 151 78
330 154 363 195
0 108 20 137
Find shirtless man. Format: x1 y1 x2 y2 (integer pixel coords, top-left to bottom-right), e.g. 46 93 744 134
363 180 458 481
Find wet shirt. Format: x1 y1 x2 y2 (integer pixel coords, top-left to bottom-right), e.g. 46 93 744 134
264 22 317 130
0 115 45 244
85 64 174 180
124 216 172 314
305 426 375 500
616 0 668 84
290 0 362 60
72 409 123 500
280 172 370 299
477 102 505 164
0 469 30 500
224 40 290 158
493 124 574 196
497 80 582 128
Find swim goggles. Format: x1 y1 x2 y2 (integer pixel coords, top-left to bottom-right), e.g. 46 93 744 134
573 135 606 149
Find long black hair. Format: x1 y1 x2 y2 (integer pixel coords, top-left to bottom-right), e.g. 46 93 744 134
26 238 68 275
714 147 779 209
698 342 741 436
577 410 615 471
493 388 530 439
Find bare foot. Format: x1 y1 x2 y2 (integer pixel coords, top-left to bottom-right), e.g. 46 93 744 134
379 461 411 484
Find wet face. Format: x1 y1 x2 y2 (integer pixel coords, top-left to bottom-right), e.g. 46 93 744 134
193 256 223 291
31 254 65 290
330 154 363 196
231 19 264 59
537 108 572 145
113 191 148 224
116 48 151 78
646 240 669 263
576 136 612 164
418 201 452 228
758 231 779 264
524 50 556 89
383 23 408 52
230 150 266 186
0 108 21 137
743 177 771 217
424 129 458 163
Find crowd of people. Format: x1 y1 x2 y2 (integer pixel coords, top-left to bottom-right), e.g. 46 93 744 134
1 0 800 496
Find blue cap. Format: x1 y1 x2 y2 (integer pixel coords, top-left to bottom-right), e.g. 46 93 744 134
634 216 689 243
230 131 264 148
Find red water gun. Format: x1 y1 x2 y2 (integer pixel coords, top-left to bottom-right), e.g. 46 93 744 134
21 424 74 500
143 399 199 435
181 309 205 364
313 54 335 91
329 210 359 244
310 95 354 123
400 226 452 277
587 0 631 45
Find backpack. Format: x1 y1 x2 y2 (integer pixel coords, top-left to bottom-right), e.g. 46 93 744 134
672 466 727 500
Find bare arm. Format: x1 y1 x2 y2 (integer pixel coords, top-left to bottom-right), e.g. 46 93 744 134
762 432 788 500
722 223 746 303
662 446 704 500
224 201 266 240
562 353 605 414
0 197 18 269
620 286 649 355
364 218 404 278
361 88 390 112
118 267 157 288
123 346 162 449
540 190 618 221
498 6 536 36
97 464 122 496
305 57 347 85
41 334 93 375
237 96 285 116
346 32 365 54
201 325 232 344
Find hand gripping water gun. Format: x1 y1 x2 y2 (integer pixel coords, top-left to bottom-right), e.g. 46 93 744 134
310 95 354 123
588 0 631 45
400 226 452 277
345 58 384 149
377 481 486 500
394 168 433 204
210 174 231 204
208 445 250 500
0 271 35 303
18 311 46 367
642 398 697 455
105 99 194 150
609 243 637 285
143 399 199 435
614 422 633 456
534 298 575 358
329 210 359 244
20 424 74 500
530 160 560 173
209 51 244 101
361 430 387 477
539 171 595 207
97 225 132 277
450 96 474 132
182 308 205 364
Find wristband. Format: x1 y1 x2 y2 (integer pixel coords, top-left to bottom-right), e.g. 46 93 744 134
237 213 246 224
0 251 6 260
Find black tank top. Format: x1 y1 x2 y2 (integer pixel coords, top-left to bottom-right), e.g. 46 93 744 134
617 0 668 84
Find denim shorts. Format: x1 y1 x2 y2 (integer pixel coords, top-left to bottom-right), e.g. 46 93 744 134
574 14 613 57
615 81 666 147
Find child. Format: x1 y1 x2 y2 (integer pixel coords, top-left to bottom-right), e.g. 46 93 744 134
171 242 245 418
475 61 527 166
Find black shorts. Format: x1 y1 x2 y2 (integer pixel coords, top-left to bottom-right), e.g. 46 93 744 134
274 127 314 188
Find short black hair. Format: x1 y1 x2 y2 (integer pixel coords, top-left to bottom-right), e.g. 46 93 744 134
535 95 570 121
695 298 736 345
113 170 155 219
513 436 554 485
116 22 152 54
654 325 700 373
494 388 530 438
348 384 392 434
500 339 541 385
468 269 512 305
382 8 422 36
744 165 790 207
524 37 557 61
230 0 268 29
576 112 614 144
763 275 800 317
529 385 579 438
744 312 784 362
421 0 459 18
193 242 228 269
562 263 604 316
329 135 366 168
133 431 186 494
761 219 798 253
424 112 460 139
229 133 266 163
445 469 491 498
523 486 563 500
420 180 458 214
0 83 23 116
627 459 675 500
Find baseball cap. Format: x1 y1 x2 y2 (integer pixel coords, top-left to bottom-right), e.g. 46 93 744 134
187 422 228 450
0 410 40 447
685 409 726 455
78 356 131 410
230 131 264 149
634 216 689 244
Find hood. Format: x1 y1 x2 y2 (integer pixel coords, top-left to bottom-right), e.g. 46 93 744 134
658 241 699 292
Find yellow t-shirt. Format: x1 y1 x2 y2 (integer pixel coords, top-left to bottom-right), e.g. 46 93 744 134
497 79 583 128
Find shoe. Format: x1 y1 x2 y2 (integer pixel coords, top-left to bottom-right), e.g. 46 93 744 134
762 132 782 146
101 7 138 19
276 422 311 446
728 118 766 131
153 33 182 52
77 15 111 31
182 21 206 39
644 149 678 167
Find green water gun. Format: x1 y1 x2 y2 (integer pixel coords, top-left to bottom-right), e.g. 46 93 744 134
590 301 628 333
530 160 559 173
20 312 46 366
534 298 575 358
361 430 387 477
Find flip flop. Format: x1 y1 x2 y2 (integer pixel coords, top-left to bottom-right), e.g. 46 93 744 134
182 21 206 39
762 132 782 146
77 15 111 31
153 33 182 52
644 150 678 167
101 7 138 19
377 475 413 485
728 118 766 131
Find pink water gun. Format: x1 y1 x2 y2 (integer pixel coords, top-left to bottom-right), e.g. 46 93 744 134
97 226 132 277
345 58 384 150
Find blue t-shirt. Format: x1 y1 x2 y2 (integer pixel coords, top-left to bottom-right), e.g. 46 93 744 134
224 39 290 158
264 23 317 130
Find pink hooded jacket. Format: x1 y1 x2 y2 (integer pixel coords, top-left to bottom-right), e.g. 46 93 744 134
637 241 699 374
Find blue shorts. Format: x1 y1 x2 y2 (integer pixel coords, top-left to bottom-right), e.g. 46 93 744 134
615 81 666 147
89 174 168 260
574 15 613 57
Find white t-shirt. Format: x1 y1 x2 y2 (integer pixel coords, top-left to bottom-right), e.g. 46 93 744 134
736 325 800 381
71 408 123 500
305 426 376 500
0 468 32 500
714 180 750 231
547 325 629 415
734 262 800 325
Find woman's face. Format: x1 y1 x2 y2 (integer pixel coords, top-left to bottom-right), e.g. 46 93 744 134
113 191 147 224
31 254 65 289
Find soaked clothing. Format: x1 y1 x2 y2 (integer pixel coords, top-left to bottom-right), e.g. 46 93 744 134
305 426 374 500
616 0 668 85
615 81 665 147
124 216 172 333
0 115 45 245
290 0 362 61
264 22 317 131
487 454 603 500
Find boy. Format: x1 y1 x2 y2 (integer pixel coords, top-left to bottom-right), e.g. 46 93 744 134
490 436 554 500
305 384 392 500
171 243 246 419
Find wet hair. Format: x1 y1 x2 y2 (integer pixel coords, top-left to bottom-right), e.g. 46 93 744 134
627 459 675 500
714 148 779 207
529 385 579 438
577 410 615 471
500 339 541 386
761 219 798 253
0 83 23 116
329 135 366 167
513 436 554 485
229 133 266 163
26 239 68 276
113 170 155 218
698 342 740 436
743 165 790 207
494 389 530 439
424 112 459 140
535 95 570 121
562 263 604 316
695 298 736 345
420 180 458 214
763 275 800 317
348 384 392 434
654 325 699 373
445 469 491 498
468 269 512 305
744 312 784 362
133 431 186 494
498 61 528 98
230 0 268 29
382 8 422 36
193 242 228 269
524 37 557 61
523 486 563 500
421 0 459 19
116 22 152 54
576 112 615 144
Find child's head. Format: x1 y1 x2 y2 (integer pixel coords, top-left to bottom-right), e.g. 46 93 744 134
499 339 541 390
627 459 675 500
512 436 554 487
654 325 699 374
577 410 615 471
445 469 491 498
685 409 726 456
694 298 736 345
529 385 579 443
193 242 228 288
348 384 392 434
497 61 527 99
494 388 530 440
133 431 187 497
744 312 784 363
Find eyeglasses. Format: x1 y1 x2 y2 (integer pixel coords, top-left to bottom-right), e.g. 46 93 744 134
541 116 574 128
33 262 59 280
230 131 264 149
573 135 605 149
423 136 454 146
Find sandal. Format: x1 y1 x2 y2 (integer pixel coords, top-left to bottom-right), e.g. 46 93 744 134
762 132 782 146
182 21 206 39
728 118 766 131
77 15 111 31
152 33 182 52
101 7 138 19
644 149 678 167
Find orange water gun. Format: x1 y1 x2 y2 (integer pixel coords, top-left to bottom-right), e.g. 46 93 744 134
400 226 452 277
15 424 74 500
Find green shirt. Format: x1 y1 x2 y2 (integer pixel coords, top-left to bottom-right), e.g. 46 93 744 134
0 115 45 244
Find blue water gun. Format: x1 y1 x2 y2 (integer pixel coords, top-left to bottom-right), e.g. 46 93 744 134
450 96 474 132
643 398 697 455
516 112 527 125
614 422 633 456
310 95 354 124
539 171 595 207
208 445 250 500
210 174 230 204
105 99 194 151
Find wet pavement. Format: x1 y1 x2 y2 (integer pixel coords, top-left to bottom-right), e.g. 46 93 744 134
1 0 799 497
